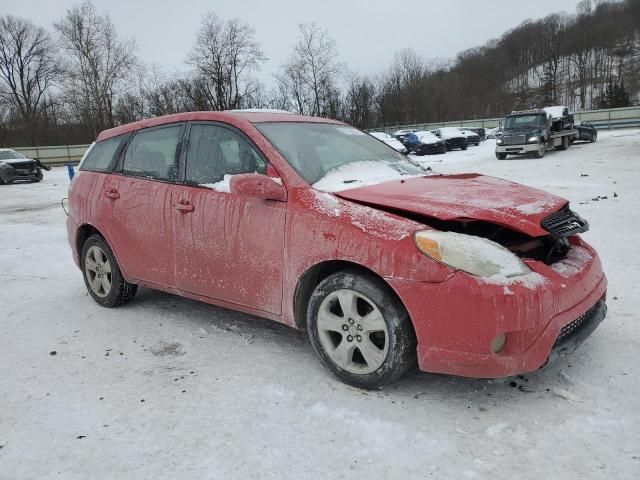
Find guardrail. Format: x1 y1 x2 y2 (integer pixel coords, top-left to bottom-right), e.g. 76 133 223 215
375 105 640 134
11 144 91 166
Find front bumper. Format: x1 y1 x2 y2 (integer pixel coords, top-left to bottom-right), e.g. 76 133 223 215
496 143 539 154
0 166 42 182
387 236 607 378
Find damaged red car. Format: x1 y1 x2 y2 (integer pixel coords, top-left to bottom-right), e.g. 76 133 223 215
66 111 607 389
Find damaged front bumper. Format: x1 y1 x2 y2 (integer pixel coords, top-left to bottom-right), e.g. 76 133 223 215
387 236 607 378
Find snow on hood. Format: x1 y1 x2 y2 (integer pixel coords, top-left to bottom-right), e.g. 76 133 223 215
415 131 441 145
334 173 568 237
312 161 426 192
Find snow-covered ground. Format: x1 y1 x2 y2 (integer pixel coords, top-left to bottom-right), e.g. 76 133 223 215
1 130 639 479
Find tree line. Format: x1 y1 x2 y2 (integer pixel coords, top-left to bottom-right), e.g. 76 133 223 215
0 0 639 147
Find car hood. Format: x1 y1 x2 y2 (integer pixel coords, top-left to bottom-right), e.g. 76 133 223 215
1 158 34 165
334 174 568 237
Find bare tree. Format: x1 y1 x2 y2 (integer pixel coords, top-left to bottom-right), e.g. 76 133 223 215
55 1 137 136
0 16 58 141
188 13 266 110
277 23 341 116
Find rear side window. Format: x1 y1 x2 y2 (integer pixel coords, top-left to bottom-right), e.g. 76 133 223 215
79 136 125 172
123 125 183 181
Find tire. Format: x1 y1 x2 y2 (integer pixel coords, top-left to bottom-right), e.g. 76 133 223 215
81 234 137 307
590 133 597 143
462 143 468 151
31 171 43 183
307 270 416 389
496 152 508 160
535 142 546 158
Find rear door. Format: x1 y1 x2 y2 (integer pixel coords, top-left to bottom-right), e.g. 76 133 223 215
170 122 286 314
105 123 185 287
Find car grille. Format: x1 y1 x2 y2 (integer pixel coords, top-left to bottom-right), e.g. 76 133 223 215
503 135 526 145
542 205 589 238
9 161 36 173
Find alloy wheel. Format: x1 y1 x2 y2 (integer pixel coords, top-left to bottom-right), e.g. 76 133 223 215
84 245 112 298
316 289 389 374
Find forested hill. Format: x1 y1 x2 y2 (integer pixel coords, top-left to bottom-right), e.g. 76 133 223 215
378 0 640 126
1 0 639 146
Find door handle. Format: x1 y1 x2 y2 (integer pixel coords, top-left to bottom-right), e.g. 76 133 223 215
104 189 120 200
174 202 194 213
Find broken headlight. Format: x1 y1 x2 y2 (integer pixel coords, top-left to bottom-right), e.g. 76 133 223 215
414 230 531 278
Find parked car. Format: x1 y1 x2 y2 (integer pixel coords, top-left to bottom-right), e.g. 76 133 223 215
465 127 486 141
0 149 49 184
486 127 503 140
574 122 598 142
412 131 447 155
392 129 418 146
369 131 408 154
67 111 607 389
459 128 481 146
432 127 468 150
544 106 575 132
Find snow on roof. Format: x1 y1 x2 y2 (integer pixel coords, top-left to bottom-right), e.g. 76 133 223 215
437 127 466 138
543 106 569 119
415 131 440 144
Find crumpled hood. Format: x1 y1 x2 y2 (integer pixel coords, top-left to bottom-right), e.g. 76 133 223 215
334 173 568 237
1 158 34 165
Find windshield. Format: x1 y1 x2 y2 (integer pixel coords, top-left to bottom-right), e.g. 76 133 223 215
0 150 25 160
255 122 427 191
504 114 546 130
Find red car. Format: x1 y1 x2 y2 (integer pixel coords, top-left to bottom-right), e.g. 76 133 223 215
66 111 607 389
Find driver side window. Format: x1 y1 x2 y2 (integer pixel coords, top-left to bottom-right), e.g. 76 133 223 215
185 124 266 185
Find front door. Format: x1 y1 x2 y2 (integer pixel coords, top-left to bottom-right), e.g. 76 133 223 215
170 122 286 314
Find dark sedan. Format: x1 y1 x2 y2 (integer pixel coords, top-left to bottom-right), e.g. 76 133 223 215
574 122 598 142
0 149 49 184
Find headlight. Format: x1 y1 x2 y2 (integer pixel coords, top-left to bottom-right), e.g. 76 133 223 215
496 139 503 145
527 136 539 143
414 230 531 278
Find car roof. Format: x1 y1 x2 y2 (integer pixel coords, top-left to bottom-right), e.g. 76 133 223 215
96 111 345 142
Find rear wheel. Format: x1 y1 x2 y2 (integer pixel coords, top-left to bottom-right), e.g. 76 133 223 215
461 143 468 151
81 234 137 307
496 152 508 160
307 271 416 389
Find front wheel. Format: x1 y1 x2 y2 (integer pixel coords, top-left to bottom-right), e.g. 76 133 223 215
81 234 137 307
462 144 468 150
307 271 416 389
590 133 597 143
496 152 508 160
535 142 546 158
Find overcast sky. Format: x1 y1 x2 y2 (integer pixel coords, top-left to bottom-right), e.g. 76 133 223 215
2 0 581 84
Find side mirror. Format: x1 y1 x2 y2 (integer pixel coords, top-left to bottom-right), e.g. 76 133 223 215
230 173 287 202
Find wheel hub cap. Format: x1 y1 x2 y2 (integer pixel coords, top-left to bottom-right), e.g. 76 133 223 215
316 289 389 375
